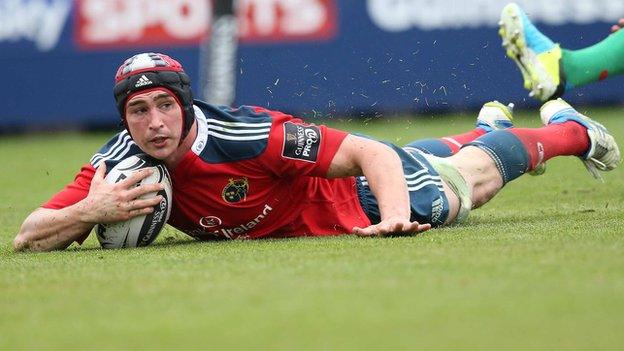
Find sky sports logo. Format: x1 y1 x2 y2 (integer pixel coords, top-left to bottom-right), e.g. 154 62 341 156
74 0 338 49
0 0 337 51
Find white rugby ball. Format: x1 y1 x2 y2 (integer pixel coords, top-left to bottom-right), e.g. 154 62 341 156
95 154 172 249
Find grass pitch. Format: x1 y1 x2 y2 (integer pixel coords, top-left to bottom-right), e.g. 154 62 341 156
1 106 623 350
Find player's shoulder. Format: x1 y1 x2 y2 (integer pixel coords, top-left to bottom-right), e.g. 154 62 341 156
193 100 299 125
192 101 293 163
89 129 144 170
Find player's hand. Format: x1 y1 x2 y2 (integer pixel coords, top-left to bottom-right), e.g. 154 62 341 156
611 18 624 33
352 217 431 237
79 163 165 224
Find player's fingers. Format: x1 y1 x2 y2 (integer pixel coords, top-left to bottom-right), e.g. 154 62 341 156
407 221 426 232
352 226 366 236
93 163 106 182
390 222 416 235
383 221 407 236
118 168 154 188
400 221 419 233
379 222 414 236
354 221 430 237
125 196 163 211
373 223 391 235
384 221 430 236
352 226 378 237
389 221 404 232
415 223 432 232
125 183 165 200
127 206 154 219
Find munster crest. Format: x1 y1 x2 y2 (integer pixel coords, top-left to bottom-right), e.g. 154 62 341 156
222 177 249 203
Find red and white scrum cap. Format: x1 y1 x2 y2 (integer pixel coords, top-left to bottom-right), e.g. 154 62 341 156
113 53 195 139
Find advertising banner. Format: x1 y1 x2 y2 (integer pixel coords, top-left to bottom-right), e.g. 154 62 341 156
1 0 622 129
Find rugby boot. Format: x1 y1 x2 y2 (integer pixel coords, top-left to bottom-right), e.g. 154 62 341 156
476 101 545 175
540 98 621 180
499 3 566 101
476 100 515 132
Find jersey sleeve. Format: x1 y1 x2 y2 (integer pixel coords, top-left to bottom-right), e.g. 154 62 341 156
253 107 349 177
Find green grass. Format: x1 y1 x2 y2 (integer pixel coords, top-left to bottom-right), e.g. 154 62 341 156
1 106 623 350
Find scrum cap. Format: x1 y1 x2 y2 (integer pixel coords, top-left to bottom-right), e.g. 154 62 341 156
113 53 195 139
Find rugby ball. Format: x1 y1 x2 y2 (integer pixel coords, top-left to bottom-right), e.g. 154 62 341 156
95 154 172 249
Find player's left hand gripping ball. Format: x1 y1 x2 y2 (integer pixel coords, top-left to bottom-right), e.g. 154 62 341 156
96 154 172 248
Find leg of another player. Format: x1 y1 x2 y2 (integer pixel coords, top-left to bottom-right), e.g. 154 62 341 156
562 29 624 89
500 3 624 100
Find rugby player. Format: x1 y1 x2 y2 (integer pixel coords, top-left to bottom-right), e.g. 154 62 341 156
13 53 621 251
499 2 624 101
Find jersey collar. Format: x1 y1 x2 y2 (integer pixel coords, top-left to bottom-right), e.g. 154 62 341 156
191 105 209 155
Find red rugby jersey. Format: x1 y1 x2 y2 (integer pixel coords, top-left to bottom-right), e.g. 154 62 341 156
43 101 371 241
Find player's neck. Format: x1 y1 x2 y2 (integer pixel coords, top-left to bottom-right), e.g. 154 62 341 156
163 121 198 169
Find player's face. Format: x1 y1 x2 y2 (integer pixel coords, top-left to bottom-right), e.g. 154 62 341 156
125 90 183 161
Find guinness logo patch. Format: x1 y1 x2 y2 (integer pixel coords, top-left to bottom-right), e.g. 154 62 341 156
222 177 249 203
282 122 321 162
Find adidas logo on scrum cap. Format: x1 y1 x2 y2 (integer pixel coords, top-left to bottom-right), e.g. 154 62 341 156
134 75 153 88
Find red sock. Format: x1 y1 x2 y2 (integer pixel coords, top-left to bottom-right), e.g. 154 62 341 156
440 128 487 154
507 122 590 170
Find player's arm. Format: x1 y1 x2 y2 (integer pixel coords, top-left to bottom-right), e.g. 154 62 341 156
13 164 164 252
327 134 431 236
14 206 101 252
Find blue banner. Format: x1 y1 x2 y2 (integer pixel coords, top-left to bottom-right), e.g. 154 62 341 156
1 0 623 130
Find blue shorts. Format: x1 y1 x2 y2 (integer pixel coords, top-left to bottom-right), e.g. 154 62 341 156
355 143 450 227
